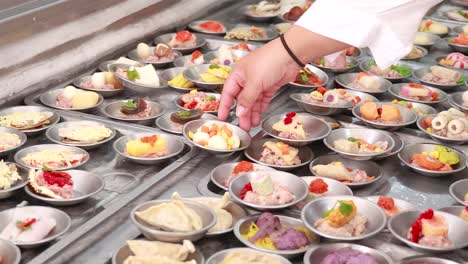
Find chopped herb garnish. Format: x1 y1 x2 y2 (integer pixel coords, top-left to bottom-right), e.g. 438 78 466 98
127 68 140 80
301 74 309 83
177 110 191 117
390 65 411 76
209 64 220 69
368 61 377 67
457 76 465 84
41 166 52 172
347 137 356 142
124 99 138 109
338 201 353 217
319 58 325 66
206 95 216 101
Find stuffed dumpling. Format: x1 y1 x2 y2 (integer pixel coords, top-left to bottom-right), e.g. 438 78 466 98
127 240 195 261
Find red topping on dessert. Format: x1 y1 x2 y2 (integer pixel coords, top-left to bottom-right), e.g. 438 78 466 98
191 50 203 62
42 171 72 187
175 31 193 42
377 196 395 210
317 87 327 95
199 21 224 32
409 209 434 243
240 182 253 200
465 206 468 212
309 178 328 194
16 218 37 231
233 161 254 175
409 82 425 89
284 112 297 125
377 108 383 116
232 43 250 51
141 135 158 146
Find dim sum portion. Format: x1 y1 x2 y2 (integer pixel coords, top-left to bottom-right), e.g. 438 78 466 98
124 239 196 264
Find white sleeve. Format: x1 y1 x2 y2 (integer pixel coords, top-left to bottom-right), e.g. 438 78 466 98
295 0 443 69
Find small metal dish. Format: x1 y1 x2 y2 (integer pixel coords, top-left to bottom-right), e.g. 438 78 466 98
0 239 21 264
244 138 314 171
298 176 353 206
173 55 207 68
398 255 460 264
210 162 277 191
14 144 89 170
389 83 447 105
435 55 467 71
449 179 468 206
366 196 416 218
323 128 395 160
0 162 28 200
127 48 182 68
0 106 60 137
397 143 466 177
25 169 104 206
206 247 292 264
113 132 185 165
414 32 441 49
446 9 468 23
359 60 412 81
73 75 124 98
413 67 464 90
402 45 428 60
156 111 217 135
183 120 251 154
448 91 468 113
0 127 27 158
243 5 279 22
229 171 308 211
183 64 227 90
373 131 405 160
0 206 71 248
154 33 207 54
438 206 465 219
226 26 278 42
288 64 329 89
98 60 115 72
45 120 116 150
130 199 216 242
108 63 167 93
311 56 358 73
388 210 468 253
40 88 104 113
289 93 353 116
352 102 418 131
303 243 393 264
416 114 468 145
160 67 196 92
188 20 227 35
175 92 234 115
453 25 466 34
262 112 332 147
309 154 383 188
234 214 318 258
335 72 392 95
112 239 205 264
446 36 468 55
301 195 387 241
102 99 165 126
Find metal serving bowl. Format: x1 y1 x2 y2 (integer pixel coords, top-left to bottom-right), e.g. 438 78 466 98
414 32 441 49
416 114 468 145
0 106 60 137
175 92 235 115
388 210 468 253
210 162 276 191
438 206 465 219
40 88 104 113
446 9 468 22
298 176 353 207
301 195 387 241
391 102 437 119
73 75 124 98
288 64 329 89
398 143 466 177
323 128 395 160
402 45 428 60
352 102 418 131
154 33 207 54
389 83 447 105
14 144 89 170
374 131 405 160
359 60 413 81
108 63 167 93
206 247 292 264
0 206 71 248
45 120 116 150
446 36 468 55
112 239 205 264
448 91 468 113
262 112 332 147
130 199 216 242
335 72 392 95
311 56 358 73
449 179 468 206
156 111 217 135
0 239 21 264
183 64 227 90
183 119 251 154
342 89 379 105
229 171 308 211
102 99 165 126
234 214 318 258
243 5 279 22
227 25 278 42
413 67 464 90
289 93 353 116
244 138 314 170
398 256 460 264
366 196 416 218
309 154 383 188
435 55 467 71
160 67 196 92
188 20 227 35
0 162 28 200
127 48 182 68
24 169 104 206
303 243 392 264
0 127 27 158
113 132 185 165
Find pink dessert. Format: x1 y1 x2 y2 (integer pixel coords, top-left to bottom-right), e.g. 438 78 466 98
168 31 197 49
241 173 295 206
407 209 453 248
29 169 73 199
400 83 439 102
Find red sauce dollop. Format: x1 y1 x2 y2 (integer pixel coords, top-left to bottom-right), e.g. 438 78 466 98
175 31 193 42
43 171 72 187
199 21 224 32
309 178 328 194
141 135 158 145
240 183 252 200
284 112 297 125
409 209 434 243
377 196 395 210
232 161 254 175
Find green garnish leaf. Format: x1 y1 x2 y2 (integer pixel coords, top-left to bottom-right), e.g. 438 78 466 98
338 201 353 217
124 99 138 109
457 76 465 84
368 61 377 67
301 74 309 83
347 137 356 142
42 166 52 172
390 65 411 76
206 95 216 101
177 110 191 117
319 59 325 65
127 68 140 80
15 221 32 231
209 64 220 69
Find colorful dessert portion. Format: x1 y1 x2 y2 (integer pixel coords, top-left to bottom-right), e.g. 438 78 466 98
225 26 267 41
0 215 56 242
29 168 73 199
224 160 255 187
334 136 388 155
377 196 400 218
247 1 280 16
447 10 468 22
392 100 430 116
449 33 468 46
315 51 352 69
208 44 248 66
308 178 329 199
359 101 402 124
22 149 86 169
404 46 425 59
421 108 468 139
0 111 53 130
56 86 100 109
407 209 453 248
135 42 178 63
168 72 195 88
314 200 367 237
294 67 324 86
170 109 203 125
58 123 112 144
348 72 382 92
188 122 241 150
312 161 376 183
196 20 225 33
221 250 281 264
320 248 379 264
168 31 197 49
410 145 460 172
418 20 448 35
200 64 231 83
303 87 351 106
183 50 205 67
242 212 313 251
80 71 122 90
460 206 468 221
368 62 411 78
421 66 464 85
240 173 295 206
123 239 196 264
0 133 21 151
272 112 306 140
126 134 168 158
180 90 221 112
115 64 160 87
260 141 301 166
439 52 467 70
399 83 439 102
0 161 22 190
119 98 154 119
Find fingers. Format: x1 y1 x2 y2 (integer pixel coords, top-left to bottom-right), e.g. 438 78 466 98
218 71 242 121
251 98 262 127
236 78 261 131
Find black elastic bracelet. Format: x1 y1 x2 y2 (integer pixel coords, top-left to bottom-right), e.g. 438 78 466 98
280 34 305 68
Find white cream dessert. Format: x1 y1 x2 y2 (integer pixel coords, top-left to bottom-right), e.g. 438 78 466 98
242 173 295 206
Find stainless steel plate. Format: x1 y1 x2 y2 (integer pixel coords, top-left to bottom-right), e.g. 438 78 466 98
108 63 167 93
156 111 217 135
102 99 165 126
448 91 468 113
303 243 392 264
359 60 412 81
39 88 104 113
389 83 448 105
154 33 207 54
416 114 468 145
335 72 391 95
0 106 60 137
160 67 197 92
183 64 226 90
14 144 89 170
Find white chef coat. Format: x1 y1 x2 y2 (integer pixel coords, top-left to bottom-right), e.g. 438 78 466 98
295 0 443 68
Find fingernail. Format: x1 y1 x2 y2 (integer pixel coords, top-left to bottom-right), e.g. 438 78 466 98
236 106 247 117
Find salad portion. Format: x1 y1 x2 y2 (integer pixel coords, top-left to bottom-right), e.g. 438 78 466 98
179 91 220 112
368 61 411 78
410 145 460 172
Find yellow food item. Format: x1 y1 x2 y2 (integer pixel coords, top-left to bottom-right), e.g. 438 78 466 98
126 135 167 157
71 91 99 109
421 215 448 237
381 104 401 122
242 222 276 250
168 73 194 88
360 101 379 121
327 200 357 228
200 65 231 83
